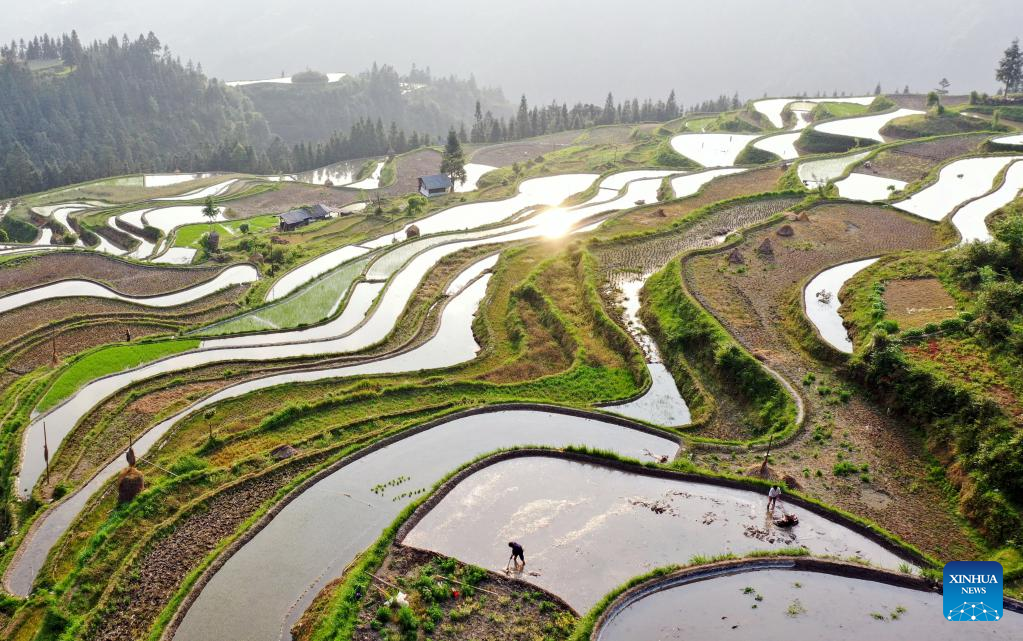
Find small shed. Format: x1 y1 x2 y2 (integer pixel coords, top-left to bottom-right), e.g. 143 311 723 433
418 174 453 197
308 203 338 219
278 205 334 231
278 209 312 231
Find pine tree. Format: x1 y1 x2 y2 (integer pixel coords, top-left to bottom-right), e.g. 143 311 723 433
602 92 616 124
440 128 466 188
665 90 678 119
516 95 531 138
874 82 882 95
996 38 1023 96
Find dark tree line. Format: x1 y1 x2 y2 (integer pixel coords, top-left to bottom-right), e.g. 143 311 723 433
0 30 751 199
0 32 272 198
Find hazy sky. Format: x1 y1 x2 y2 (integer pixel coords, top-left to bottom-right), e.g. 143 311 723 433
2 0 1021 104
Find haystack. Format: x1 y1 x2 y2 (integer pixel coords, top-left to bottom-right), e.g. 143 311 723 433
406 224 421 239
776 224 794 237
757 237 774 255
728 248 745 265
796 211 810 222
270 444 299 461
118 467 144 504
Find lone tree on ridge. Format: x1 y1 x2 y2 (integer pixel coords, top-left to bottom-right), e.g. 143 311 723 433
996 38 1023 95
440 128 466 189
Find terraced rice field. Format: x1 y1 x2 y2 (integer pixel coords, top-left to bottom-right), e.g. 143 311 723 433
3 100 1022 641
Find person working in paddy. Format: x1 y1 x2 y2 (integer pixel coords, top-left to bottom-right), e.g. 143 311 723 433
767 486 780 512
507 541 525 570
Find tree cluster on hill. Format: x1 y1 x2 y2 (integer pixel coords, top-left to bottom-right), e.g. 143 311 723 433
0 30 756 198
236 62 511 145
0 31 271 197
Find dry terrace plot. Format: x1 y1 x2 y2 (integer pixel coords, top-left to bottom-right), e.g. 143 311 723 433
380 147 443 197
882 278 958 329
223 182 362 217
596 166 786 238
682 205 978 559
336 546 575 641
886 94 969 111
859 134 988 183
0 252 225 296
469 130 583 167
0 286 246 352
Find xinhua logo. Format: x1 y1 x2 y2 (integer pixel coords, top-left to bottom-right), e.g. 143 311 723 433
943 561 1003 621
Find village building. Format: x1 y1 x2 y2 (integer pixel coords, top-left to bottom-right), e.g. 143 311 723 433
418 174 453 197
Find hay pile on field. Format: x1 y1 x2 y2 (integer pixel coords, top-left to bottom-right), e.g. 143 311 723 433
728 248 745 264
270 444 298 461
777 224 794 237
406 224 421 239
757 237 774 255
118 467 144 504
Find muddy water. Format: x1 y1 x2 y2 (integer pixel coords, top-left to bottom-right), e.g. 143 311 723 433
598 567 1022 640
670 133 760 167
993 134 1023 146
753 132 802 160
753 97 875 129
362 173 597 249
15 173 658 498
453 163 499 192
6 261 495 597
670 167 747 197
803 258 878 353
604 277 690 426
266 246 371 302
951 160 1023 243
835 173 907 202
814 108 922 142
143 174 208 188
346 161 385 190
0 264 258 316
171 417 677 641
153 179 237 201
403 457 913 611
292 159 361 186
896 156 1023 221
797 151 871 188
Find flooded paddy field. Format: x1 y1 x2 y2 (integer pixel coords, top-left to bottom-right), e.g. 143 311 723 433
598 564 1022 640
170 416 677 641
403 456 912 611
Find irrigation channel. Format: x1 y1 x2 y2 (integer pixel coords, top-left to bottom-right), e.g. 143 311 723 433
401 455 915 612
170 414 679 641
6 168 700 595
595 560 1023 640
13 169 690 498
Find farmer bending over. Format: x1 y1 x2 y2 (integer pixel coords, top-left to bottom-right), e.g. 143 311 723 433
508 541 525 569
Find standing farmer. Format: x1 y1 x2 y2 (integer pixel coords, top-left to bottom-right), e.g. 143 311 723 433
507 541 525 570
767 486 780 512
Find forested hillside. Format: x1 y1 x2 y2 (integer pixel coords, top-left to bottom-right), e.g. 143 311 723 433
0 32 271 197
239 63 511 143
0 32 723 199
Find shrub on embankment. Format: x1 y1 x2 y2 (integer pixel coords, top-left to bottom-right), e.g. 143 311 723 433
795 128 875 155
845 220 1023 545
641 259 796 438
734 144 780 165
850 335 1022 544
